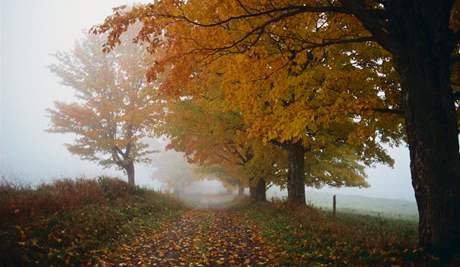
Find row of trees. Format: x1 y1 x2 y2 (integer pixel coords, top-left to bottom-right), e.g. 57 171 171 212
50 0 460 257
157 78 381 201
48 25 377 200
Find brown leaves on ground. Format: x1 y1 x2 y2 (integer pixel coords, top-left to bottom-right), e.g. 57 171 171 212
98 210 282 266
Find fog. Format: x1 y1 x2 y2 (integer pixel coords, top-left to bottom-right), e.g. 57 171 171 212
0 0 415 202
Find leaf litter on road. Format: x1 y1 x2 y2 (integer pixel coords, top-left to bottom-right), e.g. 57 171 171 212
97 210 283 266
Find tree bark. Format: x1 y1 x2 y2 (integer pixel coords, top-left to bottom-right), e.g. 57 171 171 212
249 186 255 199
249 178 266 202
287 142 306 205
388 7 460 254
125 161 135 186
255 178 266 202
395 54 460 255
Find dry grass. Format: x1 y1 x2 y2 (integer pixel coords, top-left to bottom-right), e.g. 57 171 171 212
0 177 186 266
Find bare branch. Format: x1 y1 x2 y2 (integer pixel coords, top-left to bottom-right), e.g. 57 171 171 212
339 0 401 53
114 146 126 159
298 36 374 51
154 5 352 28
235 0 253 14
370 108 404 115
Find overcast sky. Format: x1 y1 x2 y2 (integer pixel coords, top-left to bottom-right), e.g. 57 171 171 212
0 0 415 201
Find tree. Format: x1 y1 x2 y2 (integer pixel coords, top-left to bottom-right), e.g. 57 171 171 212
93 0 460 254
110 7 398 205
192 164 246 196
47 27 159 186
156 76 371 203
156 88 280 202
216 41 399 204
150 148 198 195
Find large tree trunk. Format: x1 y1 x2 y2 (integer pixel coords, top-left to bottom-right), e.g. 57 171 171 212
286 142 305 205
255 178 266 201
350 1 460 255
389 7 460 254
396 54 460 256
125 161 135 186
249 178 267 201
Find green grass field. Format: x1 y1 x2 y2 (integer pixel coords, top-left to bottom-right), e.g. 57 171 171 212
267 189 419 221
234 201 441 266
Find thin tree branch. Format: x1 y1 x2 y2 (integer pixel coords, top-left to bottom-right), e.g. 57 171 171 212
339 0 400 53
235 0 252 14
153 5 352 28
297 36 374 52
370 108 404 115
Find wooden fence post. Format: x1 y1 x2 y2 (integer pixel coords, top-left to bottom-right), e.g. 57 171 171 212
333 194 336 218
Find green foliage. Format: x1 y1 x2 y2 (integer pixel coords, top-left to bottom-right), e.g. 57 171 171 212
0 177 186 266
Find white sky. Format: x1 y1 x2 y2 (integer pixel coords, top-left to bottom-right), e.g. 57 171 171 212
0 0 415 201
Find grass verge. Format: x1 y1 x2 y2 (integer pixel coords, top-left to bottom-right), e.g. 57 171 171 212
0 177 187 266
233 200 443 267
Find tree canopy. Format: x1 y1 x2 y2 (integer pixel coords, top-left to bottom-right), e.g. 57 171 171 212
92 0 460 254
48 26 159 185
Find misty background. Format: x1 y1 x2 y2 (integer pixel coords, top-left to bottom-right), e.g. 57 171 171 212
0 0 414 203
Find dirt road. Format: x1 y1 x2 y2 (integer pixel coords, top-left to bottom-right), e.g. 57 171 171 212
99 209 282 266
